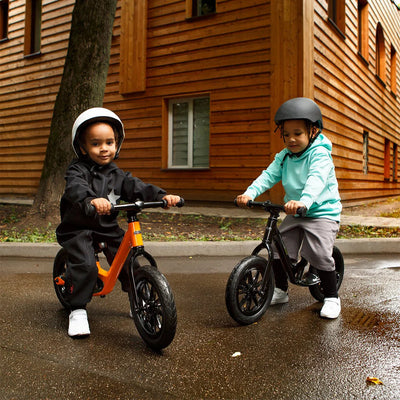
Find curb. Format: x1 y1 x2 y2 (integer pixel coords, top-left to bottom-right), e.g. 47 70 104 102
0 238 400 259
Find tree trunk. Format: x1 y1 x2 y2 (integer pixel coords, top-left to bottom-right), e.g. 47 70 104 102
32 0 118 219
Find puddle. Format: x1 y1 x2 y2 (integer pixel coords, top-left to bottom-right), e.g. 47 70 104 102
377 265 400 271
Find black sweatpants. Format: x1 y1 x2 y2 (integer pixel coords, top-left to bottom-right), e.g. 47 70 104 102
60 229 130 309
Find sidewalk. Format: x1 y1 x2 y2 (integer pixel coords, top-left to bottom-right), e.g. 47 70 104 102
1 203 400 259
146 202 400 228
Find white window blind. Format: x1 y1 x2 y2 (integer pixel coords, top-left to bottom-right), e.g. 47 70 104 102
168 97 210 168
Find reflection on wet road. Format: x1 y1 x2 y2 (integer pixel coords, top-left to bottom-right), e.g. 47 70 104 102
0 254 399 399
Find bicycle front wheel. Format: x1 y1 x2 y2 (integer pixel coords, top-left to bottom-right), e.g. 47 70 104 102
130 265 177 351
225 255 274 325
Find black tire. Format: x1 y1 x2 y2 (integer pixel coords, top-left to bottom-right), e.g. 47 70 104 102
130 265 177 351
53 248 70 309
308 246 345 302
225 255 274 325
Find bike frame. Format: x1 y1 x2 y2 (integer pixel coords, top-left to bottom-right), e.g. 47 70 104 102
93 202 161 297
249 201 306 286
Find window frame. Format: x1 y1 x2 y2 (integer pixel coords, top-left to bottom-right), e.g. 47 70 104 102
384 138 390 181
186 0 216 19
0 0 9 41
357 0 369 63
390 45 397 96
363 130 369 175
24 0 42 57
393 142 398 182
328 0 346 38
375 23 386 85
167 96 210 170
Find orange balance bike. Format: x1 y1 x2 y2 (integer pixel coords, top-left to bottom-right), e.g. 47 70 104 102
53 199 184 350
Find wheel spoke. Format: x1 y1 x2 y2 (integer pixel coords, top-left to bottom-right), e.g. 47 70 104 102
236 266 267 314
136 279 165 336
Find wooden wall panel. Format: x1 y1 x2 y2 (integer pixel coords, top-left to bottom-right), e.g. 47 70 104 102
103 0 271 201
0 0 74 200
314 0 400 203
2 0 400 205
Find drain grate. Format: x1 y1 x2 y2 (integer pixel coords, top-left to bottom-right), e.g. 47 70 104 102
347 309 380 329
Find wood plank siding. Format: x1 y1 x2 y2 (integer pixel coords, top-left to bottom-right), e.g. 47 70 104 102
1 0 400 205
314 0 400 203
0 0 74 200
108 0 271 201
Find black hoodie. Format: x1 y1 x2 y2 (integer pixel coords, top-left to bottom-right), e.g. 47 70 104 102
56 158 166 241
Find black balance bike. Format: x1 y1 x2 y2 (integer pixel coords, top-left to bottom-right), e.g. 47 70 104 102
225 200 344 325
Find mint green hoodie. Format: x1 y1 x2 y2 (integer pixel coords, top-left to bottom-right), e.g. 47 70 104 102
244 134 342 222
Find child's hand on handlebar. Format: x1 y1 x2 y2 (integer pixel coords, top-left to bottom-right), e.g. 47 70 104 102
91 198 112 215
235 194 253 208
284 200 306 215
162 195 181 209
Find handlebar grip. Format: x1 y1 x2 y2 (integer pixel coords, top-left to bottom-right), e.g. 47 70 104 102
85 203 97 217
176 198 185 207
85 203 116 216
297 207 307 217
162 197 185 208
234 198 253 207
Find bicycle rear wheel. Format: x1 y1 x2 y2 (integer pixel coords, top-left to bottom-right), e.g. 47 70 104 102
308 246 345 302
225 255 274 325
129 265 177 351
53 248 70 309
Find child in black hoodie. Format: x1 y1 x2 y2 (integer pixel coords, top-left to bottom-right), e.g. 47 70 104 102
56 107 181 337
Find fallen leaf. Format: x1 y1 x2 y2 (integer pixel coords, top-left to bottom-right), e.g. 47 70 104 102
366 376 383 385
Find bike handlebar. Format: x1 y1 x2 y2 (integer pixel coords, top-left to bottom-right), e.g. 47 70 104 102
86 197 185 216
234 199 307 217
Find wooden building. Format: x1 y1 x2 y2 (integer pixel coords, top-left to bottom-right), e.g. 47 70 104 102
0 0 400 205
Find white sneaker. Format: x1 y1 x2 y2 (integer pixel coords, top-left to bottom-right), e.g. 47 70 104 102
320 297 341 319
68 309 90 337
270 288 289 305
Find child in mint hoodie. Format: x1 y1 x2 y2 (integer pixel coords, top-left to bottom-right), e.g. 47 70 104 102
236 97 342 319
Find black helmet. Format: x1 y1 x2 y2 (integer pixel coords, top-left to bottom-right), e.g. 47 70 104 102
274 97 323 130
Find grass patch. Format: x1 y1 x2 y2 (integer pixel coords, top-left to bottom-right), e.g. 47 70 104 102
1 203 400 243
380 208 400 218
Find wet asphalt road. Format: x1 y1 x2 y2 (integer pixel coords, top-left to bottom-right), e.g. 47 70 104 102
0 254 399 400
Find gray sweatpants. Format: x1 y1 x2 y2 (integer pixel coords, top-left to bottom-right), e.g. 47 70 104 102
274 215 339 271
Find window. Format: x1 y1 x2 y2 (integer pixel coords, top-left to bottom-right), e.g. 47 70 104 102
24 0 42 56
363 130 369 174
357 0 369 61
0 0 8 40
393 143 398 182
168 97 210 168
186 0 216 18
384 138 390 181
376 23 385 83
391 45 397 95
328 0 346 35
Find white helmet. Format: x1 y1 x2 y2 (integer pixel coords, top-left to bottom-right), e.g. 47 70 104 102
71 107 125 159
